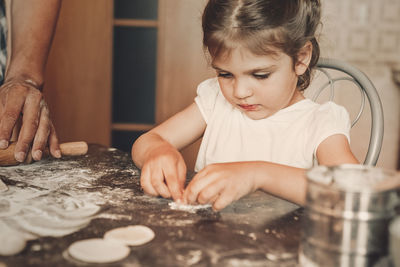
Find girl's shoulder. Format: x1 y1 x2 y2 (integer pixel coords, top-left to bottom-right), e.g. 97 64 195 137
197 77 220 95
309 101 351 130
290 99 347 114
314 101 350 119
195 78 225 123
195 77 223 109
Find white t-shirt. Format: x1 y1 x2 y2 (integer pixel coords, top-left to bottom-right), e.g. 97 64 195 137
194 78 351 171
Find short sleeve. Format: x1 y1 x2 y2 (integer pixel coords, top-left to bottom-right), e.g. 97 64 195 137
194 78 220 124
307 102 351 156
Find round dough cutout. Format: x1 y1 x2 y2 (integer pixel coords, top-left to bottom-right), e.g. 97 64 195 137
68 238 130 263
104 225 155 246
0 232 26 256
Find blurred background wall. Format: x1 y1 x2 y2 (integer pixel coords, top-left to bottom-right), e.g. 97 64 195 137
43 0 400 170
318 0 400 170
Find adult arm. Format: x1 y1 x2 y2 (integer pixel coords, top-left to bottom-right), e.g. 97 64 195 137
0 0 61 162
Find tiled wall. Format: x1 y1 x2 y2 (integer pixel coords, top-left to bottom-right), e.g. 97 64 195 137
318 0 400 169
321 0 400 66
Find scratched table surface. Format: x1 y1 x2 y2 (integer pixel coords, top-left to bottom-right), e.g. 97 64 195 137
0 144 303 267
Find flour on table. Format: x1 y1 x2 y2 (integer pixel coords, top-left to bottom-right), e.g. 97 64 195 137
104 225 155 246
68 238 130 263
0 159 135 255
168 202 212 213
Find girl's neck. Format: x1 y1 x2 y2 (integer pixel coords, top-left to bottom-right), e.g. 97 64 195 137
287 89 306 107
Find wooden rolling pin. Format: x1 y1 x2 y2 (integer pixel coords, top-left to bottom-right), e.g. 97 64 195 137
0 141 88 167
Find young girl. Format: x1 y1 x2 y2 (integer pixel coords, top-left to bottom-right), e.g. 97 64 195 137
132 0 358 210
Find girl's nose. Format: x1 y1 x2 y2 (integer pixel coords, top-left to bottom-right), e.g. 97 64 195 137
233 79 253 99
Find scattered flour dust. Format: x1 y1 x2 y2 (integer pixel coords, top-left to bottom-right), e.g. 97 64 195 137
0 159 137 256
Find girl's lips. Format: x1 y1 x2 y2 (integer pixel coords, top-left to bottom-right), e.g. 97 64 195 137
238 104 258 111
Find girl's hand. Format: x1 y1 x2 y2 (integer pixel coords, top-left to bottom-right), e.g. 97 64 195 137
183 162 259 211
140 143 187 201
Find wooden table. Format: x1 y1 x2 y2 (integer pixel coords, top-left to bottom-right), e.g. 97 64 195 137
0 144 303 266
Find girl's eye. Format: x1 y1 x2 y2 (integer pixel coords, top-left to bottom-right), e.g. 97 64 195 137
253 73 270 79
217 72 233 78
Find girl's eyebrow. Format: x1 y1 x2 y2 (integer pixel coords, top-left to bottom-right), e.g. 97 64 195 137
212 63 277 73
245 65 277 74
211 64 224 71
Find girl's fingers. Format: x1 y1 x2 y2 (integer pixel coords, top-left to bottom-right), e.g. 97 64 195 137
184 171 216 204
212 187 234 211
196 178 224 205
140 165 159 196
164 176 182 201
164 161 186 201
150 167 171 199
177 160 187 191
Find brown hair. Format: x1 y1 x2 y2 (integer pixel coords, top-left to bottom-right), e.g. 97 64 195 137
202 0 321 91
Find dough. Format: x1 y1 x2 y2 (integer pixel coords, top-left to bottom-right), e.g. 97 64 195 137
104 225 155 246
48 198 101 219
168 202 212 213
68 238 130 263
0 233 26 256
0 220 27 256
0 179 7 192
0 199 21 217
14 212 90 237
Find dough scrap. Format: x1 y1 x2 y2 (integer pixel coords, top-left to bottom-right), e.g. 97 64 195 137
104 225 155 246
68 238 130 263
0 220 27 256
0 199 21 217
14 213 90 237
168 202 212 213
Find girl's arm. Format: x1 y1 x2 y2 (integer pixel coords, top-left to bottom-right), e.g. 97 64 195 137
315 134 359 165
184 133 358 209
257 134 359 205
132 102 206 201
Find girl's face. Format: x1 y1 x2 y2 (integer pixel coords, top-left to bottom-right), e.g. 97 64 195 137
212 46 306 120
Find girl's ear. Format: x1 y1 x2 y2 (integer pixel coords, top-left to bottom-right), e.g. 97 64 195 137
295 41 313 76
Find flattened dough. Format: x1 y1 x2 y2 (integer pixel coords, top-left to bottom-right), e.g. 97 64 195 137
0 220 27 256
68 238 130 263
104 225 155 246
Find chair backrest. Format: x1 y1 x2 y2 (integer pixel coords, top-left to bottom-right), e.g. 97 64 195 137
312 58 384 166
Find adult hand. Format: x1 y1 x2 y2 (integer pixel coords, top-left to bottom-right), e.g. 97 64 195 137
183 162 259 211
140 143 186 201
0 78 60 162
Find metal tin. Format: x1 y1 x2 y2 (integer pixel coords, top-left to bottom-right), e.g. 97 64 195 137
390 216 400 267
300 164 400 267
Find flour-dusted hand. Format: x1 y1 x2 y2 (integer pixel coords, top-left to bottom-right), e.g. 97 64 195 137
0 0 61 162
131 103 206 202
0 79 60 162
139 141 186 200
183 162 260 211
